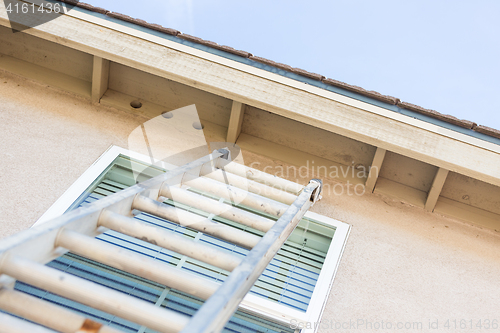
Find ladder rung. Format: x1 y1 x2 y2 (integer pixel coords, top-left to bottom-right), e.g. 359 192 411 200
98 210 241 272
160 185 275 232
181 175 290 218
0 288 121 333
1 256 190 333
56 229 220 300
216 159 305 195
201 168 298 205
132 195 261 249
0 312 59 333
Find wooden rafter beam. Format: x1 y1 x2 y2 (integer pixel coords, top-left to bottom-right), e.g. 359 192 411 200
226 101 246 143
365 148 387 193
91 56 109 103
425 168 449 212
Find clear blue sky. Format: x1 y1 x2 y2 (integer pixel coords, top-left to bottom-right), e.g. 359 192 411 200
85 0 500 130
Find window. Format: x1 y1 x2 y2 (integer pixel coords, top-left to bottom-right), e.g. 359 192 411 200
29 145 350 332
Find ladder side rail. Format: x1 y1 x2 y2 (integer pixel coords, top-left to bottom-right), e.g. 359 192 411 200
180 180 321 333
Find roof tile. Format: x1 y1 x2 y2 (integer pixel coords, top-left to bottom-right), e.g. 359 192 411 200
59 0 107 14
397 101 476 129
323 78 399 105
75 2 108 14
473 125 500 139
249 56 293 72
290 68 324 81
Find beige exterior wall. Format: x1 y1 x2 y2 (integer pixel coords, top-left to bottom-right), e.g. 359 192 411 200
1 70 500 332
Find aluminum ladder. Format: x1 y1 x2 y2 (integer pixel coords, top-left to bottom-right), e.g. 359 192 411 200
0 149 322 333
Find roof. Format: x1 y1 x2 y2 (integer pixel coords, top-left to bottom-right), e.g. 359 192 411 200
61 0 500 143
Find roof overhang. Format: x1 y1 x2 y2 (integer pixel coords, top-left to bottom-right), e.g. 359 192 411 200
2 3 498 186
1 0 499 230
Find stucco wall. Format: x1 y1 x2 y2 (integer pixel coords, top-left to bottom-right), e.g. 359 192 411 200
0 70 146 237
1 70 499 333
250 151 500 333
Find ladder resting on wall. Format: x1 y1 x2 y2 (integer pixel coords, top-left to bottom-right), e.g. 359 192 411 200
0 149 322 333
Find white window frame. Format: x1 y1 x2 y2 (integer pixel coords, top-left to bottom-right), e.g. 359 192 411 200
34 145 350 333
